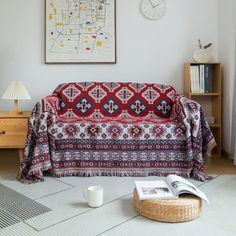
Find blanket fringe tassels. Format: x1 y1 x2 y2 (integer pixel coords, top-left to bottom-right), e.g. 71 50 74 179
50 169 192 179
204 139 217 161
18 162 52 184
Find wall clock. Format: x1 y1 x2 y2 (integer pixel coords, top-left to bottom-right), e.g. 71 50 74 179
141 0 167 20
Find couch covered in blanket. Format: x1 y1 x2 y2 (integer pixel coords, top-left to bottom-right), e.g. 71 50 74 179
19 82 216 182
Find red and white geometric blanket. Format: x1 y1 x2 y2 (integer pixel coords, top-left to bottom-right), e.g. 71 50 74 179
19 83 216 183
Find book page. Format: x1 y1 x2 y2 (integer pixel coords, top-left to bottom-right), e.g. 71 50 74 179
135 180 177 200
166 175 209 203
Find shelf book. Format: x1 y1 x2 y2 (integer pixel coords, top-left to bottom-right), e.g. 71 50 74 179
134 174 209 202
189 64 213 93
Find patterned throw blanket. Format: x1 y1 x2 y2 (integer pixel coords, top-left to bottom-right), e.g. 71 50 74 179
19 84 216 183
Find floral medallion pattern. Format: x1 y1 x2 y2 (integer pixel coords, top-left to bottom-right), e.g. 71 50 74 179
150 125 166 138
86 124 102 139
63 124 79 138
107 124 123 139
128 125 144 139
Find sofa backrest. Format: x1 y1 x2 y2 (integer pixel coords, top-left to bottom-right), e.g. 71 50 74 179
52 82 177 119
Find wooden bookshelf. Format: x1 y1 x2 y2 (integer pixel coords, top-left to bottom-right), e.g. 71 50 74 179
184 62 222 156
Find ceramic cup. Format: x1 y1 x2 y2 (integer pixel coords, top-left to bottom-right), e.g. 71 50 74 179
84 185 103 208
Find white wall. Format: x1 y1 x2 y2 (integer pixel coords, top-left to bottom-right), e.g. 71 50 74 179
0 0 218 112
218 0 236 153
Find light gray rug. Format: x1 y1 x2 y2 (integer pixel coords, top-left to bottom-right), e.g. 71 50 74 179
0 174 235 236
0 183 51 228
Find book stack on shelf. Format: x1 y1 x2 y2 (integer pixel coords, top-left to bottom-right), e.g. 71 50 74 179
189 64 212 93
184 62 222 156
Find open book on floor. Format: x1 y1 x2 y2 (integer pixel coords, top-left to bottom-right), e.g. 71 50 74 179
135 174 209 203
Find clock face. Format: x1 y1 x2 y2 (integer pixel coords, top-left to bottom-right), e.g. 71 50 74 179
141 0 167 20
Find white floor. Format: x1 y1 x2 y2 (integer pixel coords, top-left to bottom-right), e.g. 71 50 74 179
0 174 236 236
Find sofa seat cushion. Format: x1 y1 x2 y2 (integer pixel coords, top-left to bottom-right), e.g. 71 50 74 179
50 117 185 143
41 117 189 179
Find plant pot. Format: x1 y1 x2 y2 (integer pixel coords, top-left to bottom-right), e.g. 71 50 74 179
193 48 212 63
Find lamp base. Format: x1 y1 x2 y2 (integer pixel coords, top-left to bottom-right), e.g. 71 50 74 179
13 99 20 114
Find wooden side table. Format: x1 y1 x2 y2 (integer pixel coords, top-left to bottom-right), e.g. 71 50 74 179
0 112 31 162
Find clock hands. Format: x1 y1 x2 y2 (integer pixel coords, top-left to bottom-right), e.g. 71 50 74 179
148 0 160 8
141 0 166 20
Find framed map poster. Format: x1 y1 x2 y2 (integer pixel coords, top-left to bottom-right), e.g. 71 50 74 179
45 0 116 64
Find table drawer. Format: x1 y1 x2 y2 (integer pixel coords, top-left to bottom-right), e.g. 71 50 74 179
0 119 28 148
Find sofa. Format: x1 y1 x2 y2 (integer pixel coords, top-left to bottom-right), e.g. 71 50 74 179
19 82 216 183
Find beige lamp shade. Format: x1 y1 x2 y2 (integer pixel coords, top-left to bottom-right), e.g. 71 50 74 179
1 81 31 113
2 81 31 100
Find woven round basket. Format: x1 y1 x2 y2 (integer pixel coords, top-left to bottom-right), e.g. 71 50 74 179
133 189 202 223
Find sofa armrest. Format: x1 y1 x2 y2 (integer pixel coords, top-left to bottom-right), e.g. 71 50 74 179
173 96 216 153
19 96 59 182
172 95 202 136
172 95 216 181
29 95 59 136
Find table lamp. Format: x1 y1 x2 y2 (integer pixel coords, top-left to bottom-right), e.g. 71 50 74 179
1 81 31 114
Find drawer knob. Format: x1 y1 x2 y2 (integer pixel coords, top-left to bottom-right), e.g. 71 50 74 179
0 131 5 135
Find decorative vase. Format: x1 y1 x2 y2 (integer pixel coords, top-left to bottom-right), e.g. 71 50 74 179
193 48 212 63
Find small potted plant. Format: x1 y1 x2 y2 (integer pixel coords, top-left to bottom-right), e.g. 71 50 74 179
193 39 213 63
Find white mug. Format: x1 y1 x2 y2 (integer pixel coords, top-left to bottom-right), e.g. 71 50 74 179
84 185 103 208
